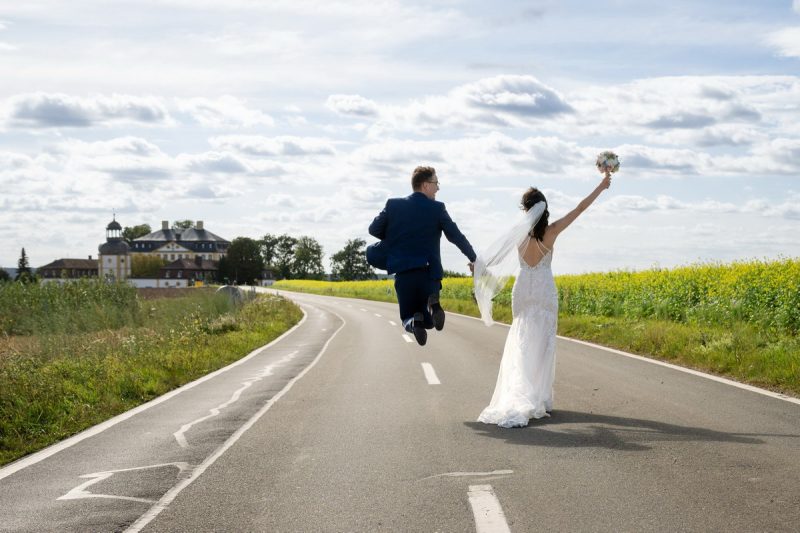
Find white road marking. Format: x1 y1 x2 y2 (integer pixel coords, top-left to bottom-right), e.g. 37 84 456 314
421 363 441 385
173 351 298 448
58 462 191 504
468 484 512 533
451 310 800 407
402 334 413 343
422 470 514 480
389 320 397 327
360 308 368 312
124 312 347 533
321 328 327 332
0 312 309 482
374 313 382 317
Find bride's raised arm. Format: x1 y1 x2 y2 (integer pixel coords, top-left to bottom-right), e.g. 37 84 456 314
547 174 612 239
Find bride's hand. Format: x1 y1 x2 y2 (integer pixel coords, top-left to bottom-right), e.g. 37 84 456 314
600 173 612 189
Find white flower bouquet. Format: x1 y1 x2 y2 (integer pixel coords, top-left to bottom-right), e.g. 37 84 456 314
596 151 620 175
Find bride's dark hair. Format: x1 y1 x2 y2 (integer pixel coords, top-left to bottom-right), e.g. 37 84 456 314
521 187 549 241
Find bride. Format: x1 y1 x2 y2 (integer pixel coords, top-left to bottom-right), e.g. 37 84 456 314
474 174 612 428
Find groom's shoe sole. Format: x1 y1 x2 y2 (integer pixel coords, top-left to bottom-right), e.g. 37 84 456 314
428 294 445 331
412 312 427 346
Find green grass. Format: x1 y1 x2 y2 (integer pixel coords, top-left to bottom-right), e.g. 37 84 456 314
274 259 799 397
0 285 302 466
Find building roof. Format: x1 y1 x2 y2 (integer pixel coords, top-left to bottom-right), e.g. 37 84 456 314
99 240 130 255
106 219 122 231
135 227 230 244
39 258 98 270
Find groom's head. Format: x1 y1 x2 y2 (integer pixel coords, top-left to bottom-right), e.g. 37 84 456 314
412 166 439 200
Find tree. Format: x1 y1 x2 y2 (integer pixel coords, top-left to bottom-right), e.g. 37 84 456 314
331 238 375 281
131 255 167 278
172 220 194 230
260 233 280 267
15 248 33 282
0 269 10 283
292 236 325 280
122 224 152 244
274 235 298 279
220 237 264 284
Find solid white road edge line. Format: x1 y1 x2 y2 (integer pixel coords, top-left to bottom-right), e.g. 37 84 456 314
468 484 512 533
421 362 441 385
124 309 347 533
448 310 800 407
0 308 309 482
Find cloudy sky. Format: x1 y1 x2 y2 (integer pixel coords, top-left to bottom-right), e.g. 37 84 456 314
1 0 799 275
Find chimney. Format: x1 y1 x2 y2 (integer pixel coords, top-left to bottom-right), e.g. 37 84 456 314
162 220 169 230
88 255 92 260
196 220 204 230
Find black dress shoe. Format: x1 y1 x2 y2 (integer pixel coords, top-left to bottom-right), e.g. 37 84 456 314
412 312 427 346
428 294 445 331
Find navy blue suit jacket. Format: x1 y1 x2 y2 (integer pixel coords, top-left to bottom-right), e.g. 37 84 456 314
368 192 476 279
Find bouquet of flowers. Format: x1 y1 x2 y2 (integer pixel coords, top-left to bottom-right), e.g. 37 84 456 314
596 151 620 175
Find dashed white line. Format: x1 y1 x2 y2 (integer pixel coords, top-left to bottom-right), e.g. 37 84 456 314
360 308 368 312
422 470 514 480
468 484 511 533
389 320 397 327
421 363 441 385
374 313 382 317
402 334 413 343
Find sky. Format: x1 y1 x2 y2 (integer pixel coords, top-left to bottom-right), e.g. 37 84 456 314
1 0 799 275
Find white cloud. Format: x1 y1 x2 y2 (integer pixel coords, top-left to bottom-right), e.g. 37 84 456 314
326 95 379 117
795 0 800 14
3 93 171 128
209 135 336 156
766 27 800 58
176 96 274 128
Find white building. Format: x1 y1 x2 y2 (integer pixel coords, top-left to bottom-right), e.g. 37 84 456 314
98 217 131 281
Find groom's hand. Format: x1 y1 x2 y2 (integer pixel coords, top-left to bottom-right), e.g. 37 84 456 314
468 262 475 274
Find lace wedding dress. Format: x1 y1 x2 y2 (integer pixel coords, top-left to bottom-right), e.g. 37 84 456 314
478 244 558 428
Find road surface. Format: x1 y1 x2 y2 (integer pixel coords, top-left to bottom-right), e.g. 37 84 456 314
1 290 799 532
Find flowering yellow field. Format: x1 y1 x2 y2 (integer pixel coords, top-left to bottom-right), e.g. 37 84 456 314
274 259 799 394
274 257 800 333
557 257 800 333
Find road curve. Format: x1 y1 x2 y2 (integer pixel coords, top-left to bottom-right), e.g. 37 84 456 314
1 289 799 532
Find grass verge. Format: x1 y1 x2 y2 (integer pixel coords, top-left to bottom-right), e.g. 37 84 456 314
0 290 302 467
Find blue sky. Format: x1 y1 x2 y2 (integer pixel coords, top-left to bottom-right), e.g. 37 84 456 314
1 0 799 275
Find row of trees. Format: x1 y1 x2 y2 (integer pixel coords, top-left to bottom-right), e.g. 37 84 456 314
220 234 376 284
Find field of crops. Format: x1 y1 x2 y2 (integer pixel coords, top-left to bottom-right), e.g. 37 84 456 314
275 258 800 333
274 258 799 395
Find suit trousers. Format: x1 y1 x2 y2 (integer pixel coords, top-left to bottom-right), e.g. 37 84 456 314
394 267 442 328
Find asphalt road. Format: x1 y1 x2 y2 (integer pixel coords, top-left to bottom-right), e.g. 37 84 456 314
1 290 799 532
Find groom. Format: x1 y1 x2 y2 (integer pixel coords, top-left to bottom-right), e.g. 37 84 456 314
368 166 476 346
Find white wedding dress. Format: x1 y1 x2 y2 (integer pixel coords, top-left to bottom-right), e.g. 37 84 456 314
478 244 558 428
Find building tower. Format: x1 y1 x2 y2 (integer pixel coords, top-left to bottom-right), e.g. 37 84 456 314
98 216 131 281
